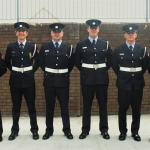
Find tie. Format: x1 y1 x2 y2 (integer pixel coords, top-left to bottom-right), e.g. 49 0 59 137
55 42 59 50
92 40 96 47
129 45 133 51
20 43 24 51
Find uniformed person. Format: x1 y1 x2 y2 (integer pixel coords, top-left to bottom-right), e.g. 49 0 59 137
5 22 39 140
111 24 148 141
74 19 112 140
39 23 74 140
0 51 7 142
0 111 3 142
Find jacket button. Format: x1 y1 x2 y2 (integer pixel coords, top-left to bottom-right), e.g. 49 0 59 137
57 57 59 59
132 74 134 76
132 54 134 56
132 61 133 63
22 52 23 54
57 51 59 53
95 54 96 56
56 64 58 66
21 58 23 60
95 61 97 63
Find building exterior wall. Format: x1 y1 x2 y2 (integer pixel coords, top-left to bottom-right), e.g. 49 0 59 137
0 23 150 116
0 0 148 23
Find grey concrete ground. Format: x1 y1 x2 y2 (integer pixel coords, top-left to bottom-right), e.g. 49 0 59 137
0 115 150 150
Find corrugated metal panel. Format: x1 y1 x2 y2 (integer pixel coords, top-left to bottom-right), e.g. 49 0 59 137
0 0 149 23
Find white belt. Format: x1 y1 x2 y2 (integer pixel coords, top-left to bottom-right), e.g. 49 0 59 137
12 66 33 73
82 63 106 69
45 67 68 73
120 67 142 72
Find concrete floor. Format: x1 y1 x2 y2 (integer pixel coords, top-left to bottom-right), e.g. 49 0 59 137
0 115 150 150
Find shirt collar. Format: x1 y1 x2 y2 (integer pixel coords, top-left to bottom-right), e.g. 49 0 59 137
52 40 62 47
88 36 98 44
126 42 135 49
18 40 26 46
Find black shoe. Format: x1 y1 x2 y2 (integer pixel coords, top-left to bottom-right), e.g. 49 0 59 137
119 133 126 141
64 133 73 139
132 134 141 141
8 132 18 141
79 132 89 139
33 132 39 140
101 132 110 139
42 133 53 140
0 136 3 142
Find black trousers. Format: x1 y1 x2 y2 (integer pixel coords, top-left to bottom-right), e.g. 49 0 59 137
81 84 108 133
0 111 3 136
118 87 143 134
44 86 71 134
10 86 38 133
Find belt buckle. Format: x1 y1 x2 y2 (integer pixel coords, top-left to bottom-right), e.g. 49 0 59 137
93 64 98 70
21 68 24 73
54 70 59 73
130 68 136 72
18 68 24 73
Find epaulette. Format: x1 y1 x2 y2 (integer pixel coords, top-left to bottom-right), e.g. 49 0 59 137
28 41 35 45
137 43 145 49
42 42 48 45
65 42 71 46
100 39 107 42
78 39 85 44
8 42 15 46
66 43 73 47
116 45 121 48
114 45 122 51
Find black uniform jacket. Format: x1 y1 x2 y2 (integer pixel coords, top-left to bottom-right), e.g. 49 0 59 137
74 38 112 85
39 41 74 87
0 52 7 77
5 41 39 88
112 43 148 91
148 55 150 74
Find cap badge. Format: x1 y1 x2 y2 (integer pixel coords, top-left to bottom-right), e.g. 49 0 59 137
129 27 132 30
19 25 22 27
55 26 58 29
92 22 95 25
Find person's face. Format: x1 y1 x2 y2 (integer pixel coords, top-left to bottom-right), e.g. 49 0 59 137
87 27 100 38
51 30 64 42
15 29 28 41
124 32 137 43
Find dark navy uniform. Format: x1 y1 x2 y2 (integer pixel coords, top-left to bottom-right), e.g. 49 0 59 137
148 54 150 74
5 41 39 88
75 38 112 84
39 23 74 138
39 41 74 87
74 19 112 137
111 24 148 141
0 52 7 77
0 52 7 142
112 43 147 91
5 22 39 137
0 111 2 141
